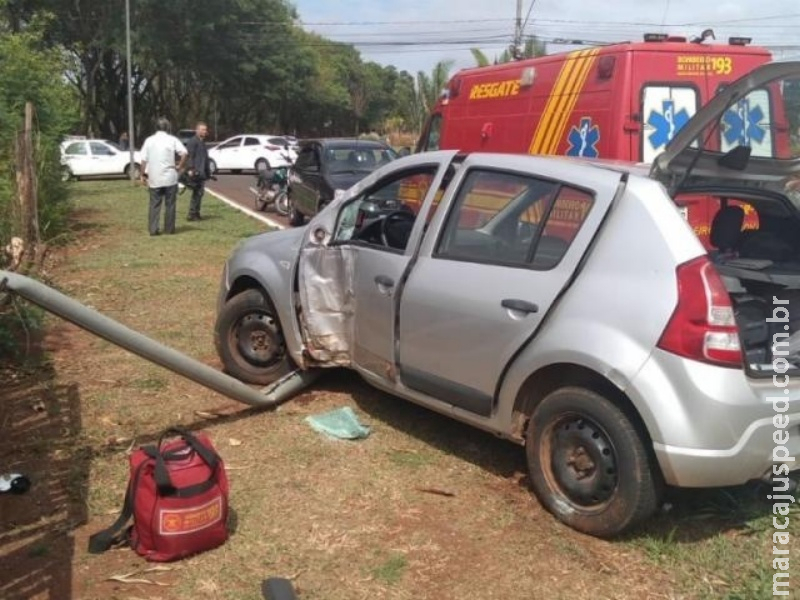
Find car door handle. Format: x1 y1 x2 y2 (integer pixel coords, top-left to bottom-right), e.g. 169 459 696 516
375 275 395 288
501 299 539 314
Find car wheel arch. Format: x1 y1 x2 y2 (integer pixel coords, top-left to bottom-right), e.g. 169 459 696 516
510 363 655 452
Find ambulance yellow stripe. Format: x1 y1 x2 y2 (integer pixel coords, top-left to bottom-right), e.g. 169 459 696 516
528 48 600 155
528 50 586 155
543 48 599 154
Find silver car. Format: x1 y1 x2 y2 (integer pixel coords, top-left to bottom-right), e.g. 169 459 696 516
215 62 800 537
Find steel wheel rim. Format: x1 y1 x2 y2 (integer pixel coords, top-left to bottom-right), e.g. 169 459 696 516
541 413 619 511
231 311 284 368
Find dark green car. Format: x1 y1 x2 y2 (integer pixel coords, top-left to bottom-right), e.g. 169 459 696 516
288 138 398 226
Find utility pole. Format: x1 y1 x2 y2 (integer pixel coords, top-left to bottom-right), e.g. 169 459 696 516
513 0 523 60
125 0 136 181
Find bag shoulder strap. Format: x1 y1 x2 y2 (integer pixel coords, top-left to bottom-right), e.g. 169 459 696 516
87 460 146 554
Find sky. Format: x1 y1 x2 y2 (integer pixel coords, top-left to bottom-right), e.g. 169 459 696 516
290 0 800 75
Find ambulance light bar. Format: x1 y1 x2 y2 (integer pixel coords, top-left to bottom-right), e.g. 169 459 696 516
643 33 669 42
729 37 752 46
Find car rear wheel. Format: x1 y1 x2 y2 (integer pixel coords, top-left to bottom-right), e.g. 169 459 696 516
214 289 293 385
526 386 661 538
208 159 217 175
61 166 73 182
124 163 141 179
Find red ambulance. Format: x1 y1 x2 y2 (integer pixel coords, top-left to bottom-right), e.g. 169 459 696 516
416 34 778 243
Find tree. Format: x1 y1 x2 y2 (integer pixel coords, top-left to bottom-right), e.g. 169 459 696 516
470 35 548 66
0 13 76 248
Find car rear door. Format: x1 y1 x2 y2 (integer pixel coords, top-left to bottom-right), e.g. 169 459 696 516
396 154 623 417
241 136 261 170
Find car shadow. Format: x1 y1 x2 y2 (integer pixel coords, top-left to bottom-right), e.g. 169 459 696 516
310 369 778 543
0 361 88 600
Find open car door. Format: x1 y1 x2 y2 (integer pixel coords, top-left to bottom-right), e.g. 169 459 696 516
295 150 460 377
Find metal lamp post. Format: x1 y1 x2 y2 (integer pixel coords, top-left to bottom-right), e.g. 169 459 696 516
125 0 136 181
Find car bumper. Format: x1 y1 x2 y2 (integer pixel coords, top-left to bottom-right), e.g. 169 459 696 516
630 349 800 487
653 418 800 488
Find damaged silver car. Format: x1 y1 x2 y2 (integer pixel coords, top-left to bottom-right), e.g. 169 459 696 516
215 61 800 538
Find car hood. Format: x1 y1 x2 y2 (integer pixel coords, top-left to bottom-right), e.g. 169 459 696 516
649 60 800 194
235 225 306 258
326 170 374 191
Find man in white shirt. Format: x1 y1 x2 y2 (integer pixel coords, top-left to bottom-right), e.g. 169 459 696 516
140 118 188 235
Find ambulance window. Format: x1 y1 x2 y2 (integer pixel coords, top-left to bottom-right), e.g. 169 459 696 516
422 114 443 152
716 85 774 158
641 85 699 163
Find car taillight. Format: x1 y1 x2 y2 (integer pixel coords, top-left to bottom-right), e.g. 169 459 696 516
657 256 742 367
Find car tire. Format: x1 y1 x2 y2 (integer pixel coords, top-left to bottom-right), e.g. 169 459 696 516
526 386 661 538
289 202 305 226
61 166 73 182
125 163 141 179
255 158 270 172
208 159 217 175
214 289 293 385
275 191 290 216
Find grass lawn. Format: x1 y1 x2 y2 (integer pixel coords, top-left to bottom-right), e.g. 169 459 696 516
0 179 798 600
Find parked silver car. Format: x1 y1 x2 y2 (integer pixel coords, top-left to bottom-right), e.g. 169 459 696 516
215 62 800 537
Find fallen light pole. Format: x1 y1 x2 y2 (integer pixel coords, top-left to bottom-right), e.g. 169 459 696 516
0 270 320 408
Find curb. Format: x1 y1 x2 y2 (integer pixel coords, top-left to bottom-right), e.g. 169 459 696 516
205 186 285 230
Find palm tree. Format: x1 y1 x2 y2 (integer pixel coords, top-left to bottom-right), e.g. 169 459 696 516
415 59 454 128
470 35 548 66
470 48 491 67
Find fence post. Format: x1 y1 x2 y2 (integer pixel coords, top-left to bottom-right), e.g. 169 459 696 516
14 101 40 264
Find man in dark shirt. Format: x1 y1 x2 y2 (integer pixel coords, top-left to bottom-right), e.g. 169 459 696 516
185 122 210 221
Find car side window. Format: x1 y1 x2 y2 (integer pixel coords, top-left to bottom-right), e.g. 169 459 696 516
65 142 87 156
435 169 594 269
295 147 319 171
244 137 260 146
334 168 437 251
90 142 115 156
219 138 241 150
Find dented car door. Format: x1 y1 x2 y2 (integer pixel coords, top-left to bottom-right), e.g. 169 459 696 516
296 151 459 376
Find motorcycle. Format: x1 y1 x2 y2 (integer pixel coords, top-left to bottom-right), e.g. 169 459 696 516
251 156 291 216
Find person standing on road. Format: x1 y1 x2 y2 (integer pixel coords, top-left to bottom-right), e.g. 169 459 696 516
185 122 210 221
140 117 188 236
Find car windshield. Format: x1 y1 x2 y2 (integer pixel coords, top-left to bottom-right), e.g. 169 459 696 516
328 146 396 174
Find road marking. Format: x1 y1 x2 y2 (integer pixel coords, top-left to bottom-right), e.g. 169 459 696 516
205 186 285 229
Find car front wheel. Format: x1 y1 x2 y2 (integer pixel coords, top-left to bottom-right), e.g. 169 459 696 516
61 166 73 182
208 159 217 175
526 386 661 538
214 289 293 385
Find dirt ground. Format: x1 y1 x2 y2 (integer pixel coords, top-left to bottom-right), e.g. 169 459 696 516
0 181 795 600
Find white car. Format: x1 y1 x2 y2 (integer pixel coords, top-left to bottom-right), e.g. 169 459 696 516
60 139 142 181
207 134 294 175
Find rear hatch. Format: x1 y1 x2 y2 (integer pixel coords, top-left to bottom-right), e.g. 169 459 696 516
649 61 800 374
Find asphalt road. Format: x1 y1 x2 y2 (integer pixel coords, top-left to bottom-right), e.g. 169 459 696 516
206 172 289 228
